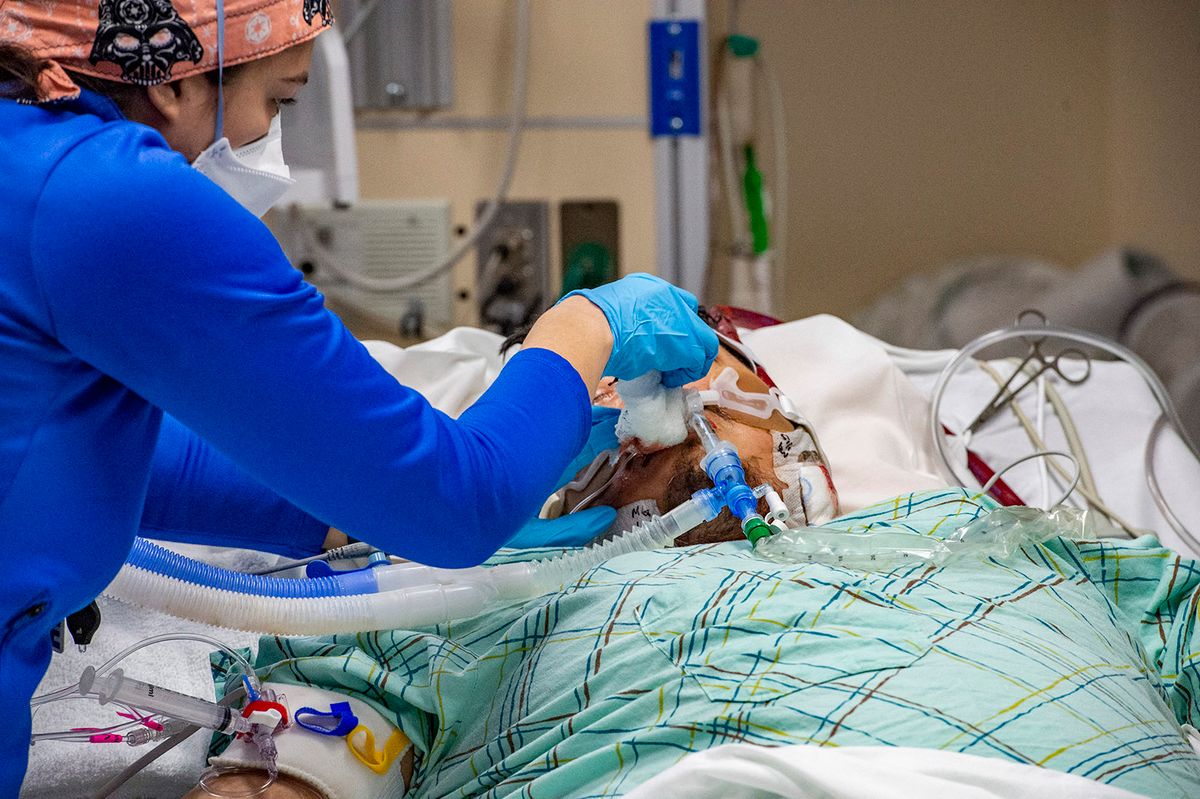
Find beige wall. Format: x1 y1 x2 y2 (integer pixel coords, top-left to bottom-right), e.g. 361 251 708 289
353 1 1200 324
709 0 1200 318
353 0 655 327
1107 0 1200 278
709 0 1113 318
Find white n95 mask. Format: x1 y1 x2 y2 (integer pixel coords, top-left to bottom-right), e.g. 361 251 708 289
191 114 295 217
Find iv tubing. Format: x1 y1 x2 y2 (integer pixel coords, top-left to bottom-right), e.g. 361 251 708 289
32 632 258 708
930 322 1200 552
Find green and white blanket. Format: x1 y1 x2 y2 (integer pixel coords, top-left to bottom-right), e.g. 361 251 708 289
238 490 1200 798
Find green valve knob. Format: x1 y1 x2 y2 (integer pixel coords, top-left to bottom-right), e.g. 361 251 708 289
726 34 759 58
742 517 775 546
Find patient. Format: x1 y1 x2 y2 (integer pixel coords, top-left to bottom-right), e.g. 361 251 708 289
538 308 839 546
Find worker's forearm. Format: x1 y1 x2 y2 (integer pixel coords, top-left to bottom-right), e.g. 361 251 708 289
521 296 613 392
141 414 330 558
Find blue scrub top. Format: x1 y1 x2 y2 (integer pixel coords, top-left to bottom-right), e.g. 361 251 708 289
0 91 588 792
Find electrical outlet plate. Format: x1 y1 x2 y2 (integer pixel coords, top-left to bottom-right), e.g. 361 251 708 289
560 200 620 295
474 200 550 334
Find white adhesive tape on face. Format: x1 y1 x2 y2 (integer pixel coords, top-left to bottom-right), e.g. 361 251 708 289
772 428 838 525
611 499 662 539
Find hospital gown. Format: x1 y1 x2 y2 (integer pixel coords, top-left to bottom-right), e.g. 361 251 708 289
225 490 1200 798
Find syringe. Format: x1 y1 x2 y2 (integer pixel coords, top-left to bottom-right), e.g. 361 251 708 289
78 666 251 735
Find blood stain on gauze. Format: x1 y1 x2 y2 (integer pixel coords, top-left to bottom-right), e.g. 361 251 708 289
614 372 688 451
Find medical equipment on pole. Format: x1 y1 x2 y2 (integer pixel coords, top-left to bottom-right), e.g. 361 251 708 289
291 0 532 293
713 13 788 316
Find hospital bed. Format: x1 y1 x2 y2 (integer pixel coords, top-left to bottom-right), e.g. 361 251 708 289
25 315 1200 797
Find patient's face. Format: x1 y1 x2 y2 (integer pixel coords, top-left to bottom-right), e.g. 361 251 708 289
584 348 791 545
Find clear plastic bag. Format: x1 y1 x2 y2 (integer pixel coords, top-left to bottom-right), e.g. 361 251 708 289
753 505 1090 570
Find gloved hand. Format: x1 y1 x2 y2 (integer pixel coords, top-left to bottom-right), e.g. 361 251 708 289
562 273 719 388
556 406 620 485
508 407 622 548
506 505 617 548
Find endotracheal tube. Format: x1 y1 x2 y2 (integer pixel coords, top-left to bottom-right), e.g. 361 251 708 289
676 388 1089 568
684 390 778 545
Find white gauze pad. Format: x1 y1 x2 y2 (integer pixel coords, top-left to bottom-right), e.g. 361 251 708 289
615 371 688 450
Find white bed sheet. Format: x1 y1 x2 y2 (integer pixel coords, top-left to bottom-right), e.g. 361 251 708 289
622 743 1147 799
738 316 959 512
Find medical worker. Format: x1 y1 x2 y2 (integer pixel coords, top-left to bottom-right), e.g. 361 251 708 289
0 0 718 790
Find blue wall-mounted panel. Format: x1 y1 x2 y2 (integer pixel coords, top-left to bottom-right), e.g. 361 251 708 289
648 19 702 137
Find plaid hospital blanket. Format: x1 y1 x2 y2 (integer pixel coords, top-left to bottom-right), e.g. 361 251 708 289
236 490 1200 798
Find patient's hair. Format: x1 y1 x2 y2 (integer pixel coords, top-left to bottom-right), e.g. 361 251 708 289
0 41 243 114
0 42 43 102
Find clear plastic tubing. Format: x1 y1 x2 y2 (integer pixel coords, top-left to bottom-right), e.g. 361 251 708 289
691 407 715 451
684 391 759 524
929 322 1200 553
103 495 714 636
754 525 953 569
78 666 250 735
754 506 1088 569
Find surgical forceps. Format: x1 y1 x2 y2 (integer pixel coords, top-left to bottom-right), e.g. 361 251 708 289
963 310 1092 436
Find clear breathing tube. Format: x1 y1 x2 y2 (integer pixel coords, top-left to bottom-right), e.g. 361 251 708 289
927 322 1200 554
102 495 720 636
754 504 1090 569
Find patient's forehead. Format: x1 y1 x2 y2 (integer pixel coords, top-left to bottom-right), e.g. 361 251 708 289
592 347 762 408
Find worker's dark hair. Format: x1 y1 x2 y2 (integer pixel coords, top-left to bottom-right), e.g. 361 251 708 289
0 42 45 103
0 41 241 115
499 305 718 357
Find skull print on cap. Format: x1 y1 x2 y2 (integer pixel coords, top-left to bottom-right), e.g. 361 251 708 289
89 0 204 85
0 0 333 102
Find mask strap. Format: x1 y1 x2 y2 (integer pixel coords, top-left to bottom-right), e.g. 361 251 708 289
214 0 226 142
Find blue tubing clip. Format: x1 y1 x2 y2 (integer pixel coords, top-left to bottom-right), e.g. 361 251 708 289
294 702 359 737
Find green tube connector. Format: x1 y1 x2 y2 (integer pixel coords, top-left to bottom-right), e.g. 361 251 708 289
742 517 775 547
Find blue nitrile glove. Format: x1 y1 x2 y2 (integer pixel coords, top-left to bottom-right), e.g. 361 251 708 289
506 505 617 548
555 405 620 487
562 273 719 388
507 407 622 548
